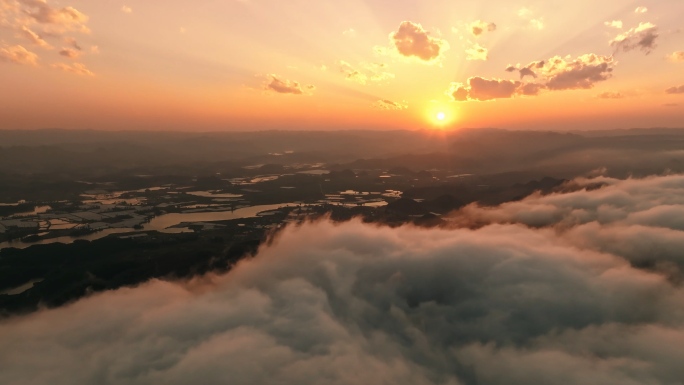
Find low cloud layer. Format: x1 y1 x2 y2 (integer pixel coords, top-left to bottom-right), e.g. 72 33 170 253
3 174 684 384
389 21 449 63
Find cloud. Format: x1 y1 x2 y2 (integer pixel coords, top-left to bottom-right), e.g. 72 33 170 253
528 19 544 30
596 91 624 99
374 99 407 110
635 6 648 14
63 37 81 50
517 7 544 30
121 5 132 14
264 74 312 95
541 54 614 90
611 22 659 54
19 25 50 48
455 54 613 102
506 62 541 80
470 20 496 36
58 47 79 58
451 174 684 273
338 60 367 85
667 52 684 63
604 20 623 29
51 61 93 75
0 0 92 67
448 78 528 101
337 61 394 85
465 43 488 61
666 85 684 94
5 174 684 384
389 21 449 63
18 0 89 32
0 44 38 65
342 28 356 37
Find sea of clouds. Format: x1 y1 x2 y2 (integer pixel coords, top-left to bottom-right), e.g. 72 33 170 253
3 174 684 384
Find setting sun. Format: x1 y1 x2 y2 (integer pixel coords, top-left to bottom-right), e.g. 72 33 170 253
436 112 446 121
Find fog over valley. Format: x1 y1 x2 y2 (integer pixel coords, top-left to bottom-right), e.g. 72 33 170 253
2 0 684 382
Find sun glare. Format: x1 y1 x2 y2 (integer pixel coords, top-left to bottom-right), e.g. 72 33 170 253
436 112 446 121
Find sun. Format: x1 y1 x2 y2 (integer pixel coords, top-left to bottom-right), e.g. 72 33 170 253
426 104 457 128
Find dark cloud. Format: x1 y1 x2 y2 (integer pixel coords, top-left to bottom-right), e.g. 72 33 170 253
506 62 543 80
452 54 613 102
611 22 659 54
390 21 449 63
5 175 684 384
666 85 684 94
264 74 313 95
470 20 496 36
542 54 614 90
448 77 525 101
58 47 79 58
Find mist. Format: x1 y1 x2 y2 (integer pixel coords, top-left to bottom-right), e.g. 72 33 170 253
3 174 684 384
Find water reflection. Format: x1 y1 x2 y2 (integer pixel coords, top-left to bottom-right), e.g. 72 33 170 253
0 204 294 250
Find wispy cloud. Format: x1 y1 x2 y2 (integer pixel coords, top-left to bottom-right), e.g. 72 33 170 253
0 44 38 65
51 61 94 75
264 74 313 95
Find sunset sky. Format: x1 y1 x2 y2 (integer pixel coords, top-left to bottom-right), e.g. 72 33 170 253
1 0 683 131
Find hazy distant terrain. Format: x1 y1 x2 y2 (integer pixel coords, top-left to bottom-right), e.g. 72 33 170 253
2 128 684 178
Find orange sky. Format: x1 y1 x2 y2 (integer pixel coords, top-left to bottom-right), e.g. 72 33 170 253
0 0 683 131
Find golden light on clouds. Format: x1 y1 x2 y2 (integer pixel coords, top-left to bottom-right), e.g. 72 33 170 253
0 0 681 130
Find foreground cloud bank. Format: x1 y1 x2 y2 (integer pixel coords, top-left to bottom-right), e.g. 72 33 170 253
4 175 684 384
